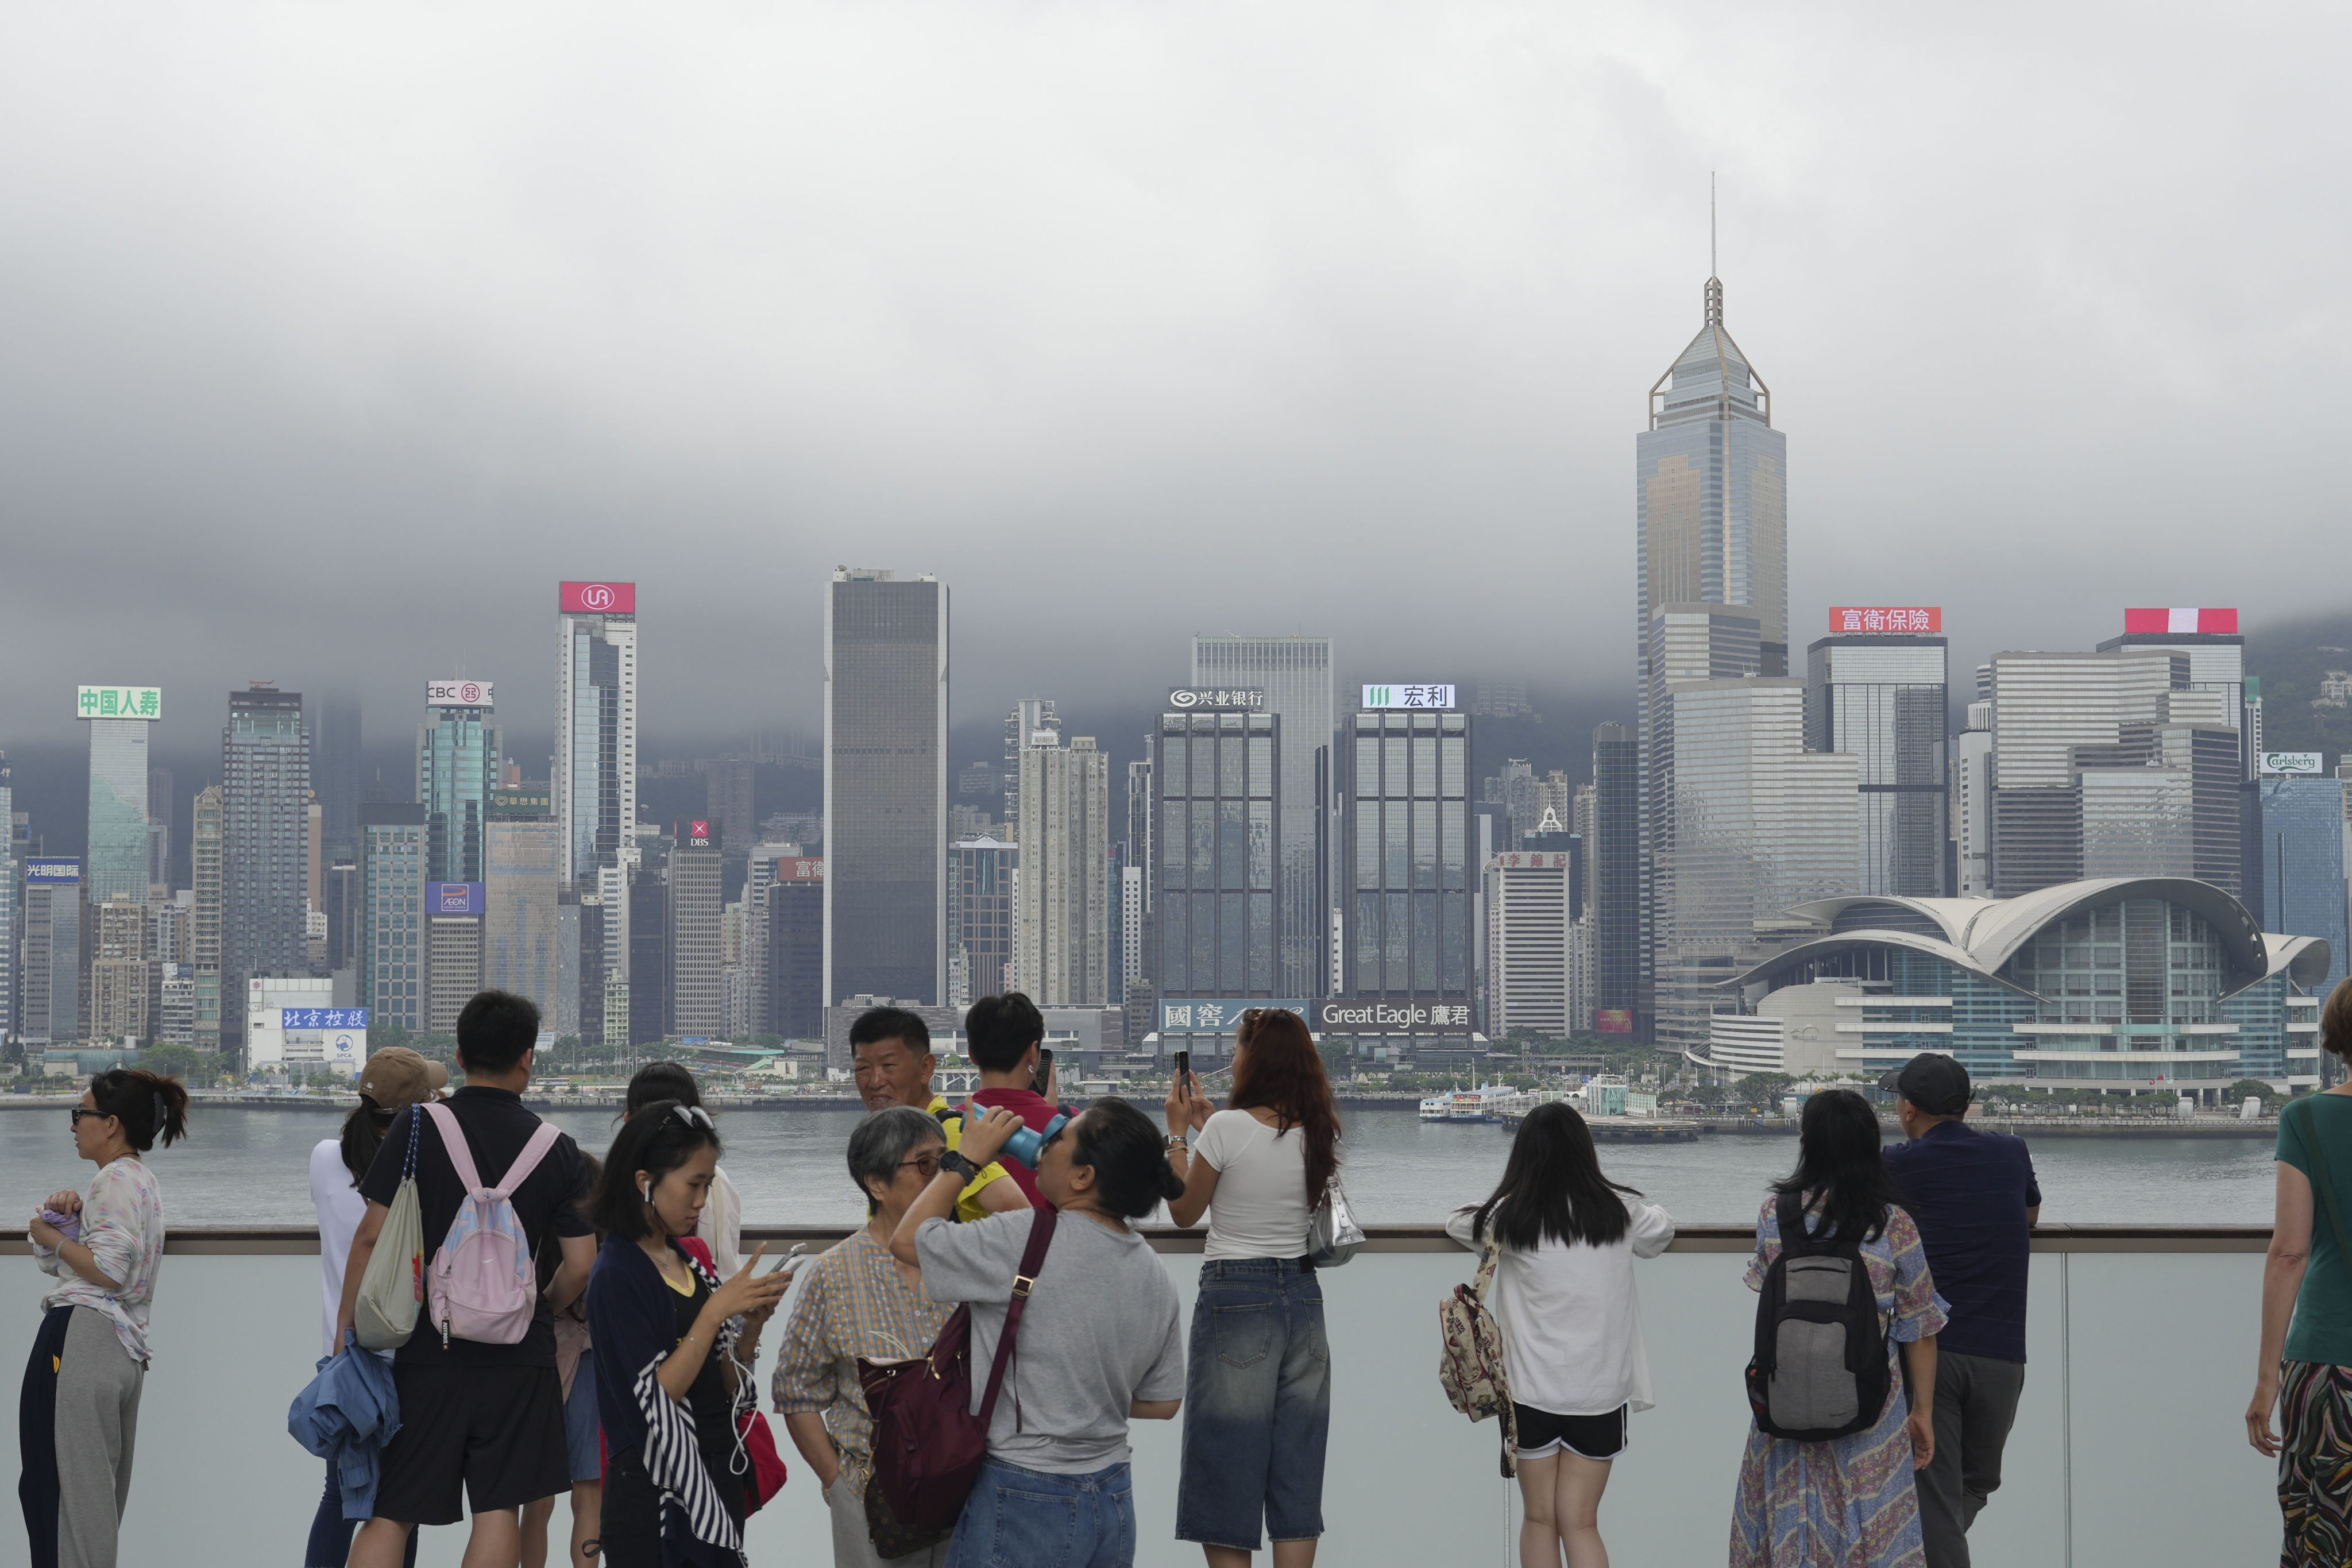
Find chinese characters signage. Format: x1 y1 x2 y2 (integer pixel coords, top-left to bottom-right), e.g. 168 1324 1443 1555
2124 607 2237 635
1361 685 1456 709
560 581 637 615
282 1009 369 1030
1158 999 1309 1034
25 859 80 883
1828 608 1941 635
426 680 494 708
75 686 162 721
426 882 484 915
1314 999 1473 1033
1167 688 1266 712
777 858 824 880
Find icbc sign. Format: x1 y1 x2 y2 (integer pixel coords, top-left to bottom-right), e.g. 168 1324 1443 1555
561 581 637 615
1829 607 1941 634
425 680 493 708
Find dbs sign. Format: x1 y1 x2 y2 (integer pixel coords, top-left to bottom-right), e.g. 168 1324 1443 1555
561 581 636 614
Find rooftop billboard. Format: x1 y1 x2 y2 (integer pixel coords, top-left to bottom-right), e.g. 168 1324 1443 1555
2124 607 2238 634
1828 607 1940 634
560 581 636 615
426 882 484 916
25 858 80 883
76 686 161 720
1168 688 1266 712
1361 685 1456 710
426 680 494 708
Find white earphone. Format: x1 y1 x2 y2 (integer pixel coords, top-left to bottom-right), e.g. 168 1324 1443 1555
640 1179 651 1200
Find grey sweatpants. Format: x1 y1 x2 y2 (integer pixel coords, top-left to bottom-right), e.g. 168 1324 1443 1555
1915 1350 2024 1568
57 1307 145 1568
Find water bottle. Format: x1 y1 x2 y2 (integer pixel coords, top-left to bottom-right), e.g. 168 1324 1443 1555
982 1109 1070 1169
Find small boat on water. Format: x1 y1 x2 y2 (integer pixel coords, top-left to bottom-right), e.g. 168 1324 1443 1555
1419 1084 1531 1123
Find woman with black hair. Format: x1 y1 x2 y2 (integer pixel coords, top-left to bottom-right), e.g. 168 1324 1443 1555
586 1100 794 1567
20 1067 189 1568
1730 1089 1948 1568
1446 1102 1674 1568
625 1063 743 1275
890 1096 1187 1568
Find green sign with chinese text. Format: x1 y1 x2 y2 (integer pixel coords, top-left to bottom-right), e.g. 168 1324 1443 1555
76 686 163 721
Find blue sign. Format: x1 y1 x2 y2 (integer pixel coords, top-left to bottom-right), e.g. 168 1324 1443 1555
25 858 80 882
426 882 484 916
1157 999 1310 1034
283 1009 370 1030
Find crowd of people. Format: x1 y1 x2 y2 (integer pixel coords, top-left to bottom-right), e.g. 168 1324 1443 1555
24 978 2352 1567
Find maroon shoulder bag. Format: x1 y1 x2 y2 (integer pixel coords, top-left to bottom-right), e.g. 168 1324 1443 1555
859 1207 1059 1536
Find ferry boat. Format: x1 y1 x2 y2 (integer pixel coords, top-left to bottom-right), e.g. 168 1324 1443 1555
1419 1084 1527 1123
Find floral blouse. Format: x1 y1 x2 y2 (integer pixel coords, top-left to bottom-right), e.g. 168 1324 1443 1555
1744 1192 1949 1353
32 1156 167 1362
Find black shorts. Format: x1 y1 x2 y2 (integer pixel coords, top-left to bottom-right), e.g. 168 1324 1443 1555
372 1364 571 1524
1511 1402 1628 1461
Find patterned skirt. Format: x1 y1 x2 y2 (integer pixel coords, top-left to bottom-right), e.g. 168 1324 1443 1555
1729 1350 1925 1568
2280 1360 2352 1567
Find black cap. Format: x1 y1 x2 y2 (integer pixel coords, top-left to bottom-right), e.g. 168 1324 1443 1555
1878 1053 1971 1117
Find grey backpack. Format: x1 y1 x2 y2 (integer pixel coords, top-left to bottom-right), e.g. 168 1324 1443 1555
1744 1191 1889 1442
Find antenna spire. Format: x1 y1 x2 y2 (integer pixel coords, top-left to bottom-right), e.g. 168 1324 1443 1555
1710 171 1717 279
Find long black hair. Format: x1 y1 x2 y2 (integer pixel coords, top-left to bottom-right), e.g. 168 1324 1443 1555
625 1061 704 1114
1067 1098 1185 1220
338 1096 397 1185
1470 1102 1638 1249
89 1069 190 1153
592 1100 723 1240
1773 1088 1901 1245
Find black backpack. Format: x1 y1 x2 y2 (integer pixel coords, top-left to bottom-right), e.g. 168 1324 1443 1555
1744 1191 1889 1442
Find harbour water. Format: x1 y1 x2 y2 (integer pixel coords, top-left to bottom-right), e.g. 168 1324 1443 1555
0 1101 2280 1229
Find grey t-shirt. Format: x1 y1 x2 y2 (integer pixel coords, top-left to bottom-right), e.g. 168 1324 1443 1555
916 1210 1185 1474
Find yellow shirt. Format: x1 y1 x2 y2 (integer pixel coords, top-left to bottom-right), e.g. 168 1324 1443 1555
926 1094 1012 1222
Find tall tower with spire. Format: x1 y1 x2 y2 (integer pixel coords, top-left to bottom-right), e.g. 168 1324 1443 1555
1628 235 1791 1044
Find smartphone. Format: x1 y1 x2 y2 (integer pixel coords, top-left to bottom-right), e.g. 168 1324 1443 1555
1172 1051 1192 1093
1032 1046 1055 1095
770 1242 809 1276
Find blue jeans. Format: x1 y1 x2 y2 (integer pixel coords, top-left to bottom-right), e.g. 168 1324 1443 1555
1175 1257 1330 1550
305 1459 420 1567
946 1458 1135 1568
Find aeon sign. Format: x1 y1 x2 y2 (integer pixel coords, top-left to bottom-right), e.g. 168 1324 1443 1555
561 581 637 615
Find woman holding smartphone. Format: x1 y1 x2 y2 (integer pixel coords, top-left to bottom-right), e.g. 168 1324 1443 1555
1164 1008 1341 1568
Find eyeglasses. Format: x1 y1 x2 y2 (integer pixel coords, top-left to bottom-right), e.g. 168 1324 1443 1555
69 1108 110 1127
899 1153 942 1178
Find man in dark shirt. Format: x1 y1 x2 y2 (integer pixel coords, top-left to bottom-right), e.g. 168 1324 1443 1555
1882 1053 2041 1568
963 991 1069 1210
337 990 596 1568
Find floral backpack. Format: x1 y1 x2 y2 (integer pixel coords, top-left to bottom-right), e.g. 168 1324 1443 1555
1437 1237 1520 1477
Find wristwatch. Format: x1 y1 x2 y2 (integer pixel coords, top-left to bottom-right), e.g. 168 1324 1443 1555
938 1150 981 1181
1165 1134 1188 1151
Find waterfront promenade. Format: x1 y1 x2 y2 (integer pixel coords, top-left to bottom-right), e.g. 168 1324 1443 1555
0 1223 2276 1567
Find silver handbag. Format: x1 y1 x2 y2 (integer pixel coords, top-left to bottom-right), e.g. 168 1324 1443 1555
1307 1173 1366 1267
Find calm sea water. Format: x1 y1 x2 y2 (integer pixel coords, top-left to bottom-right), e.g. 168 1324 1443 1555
0 1102 2280 1229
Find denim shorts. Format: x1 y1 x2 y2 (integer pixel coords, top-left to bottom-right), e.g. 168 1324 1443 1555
564 1349 601 1482
946 1457 1134 1568
1174 1257 1331 1551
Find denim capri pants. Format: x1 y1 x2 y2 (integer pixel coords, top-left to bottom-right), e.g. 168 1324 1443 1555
1175 1256 1331 1550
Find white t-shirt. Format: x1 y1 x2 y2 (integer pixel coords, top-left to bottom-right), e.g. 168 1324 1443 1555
1194 1109 1315 1262
1444 1198 1675 1417
310 1137 367 1359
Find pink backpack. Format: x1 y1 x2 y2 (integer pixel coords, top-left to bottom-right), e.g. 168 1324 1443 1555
421 1102 563 1347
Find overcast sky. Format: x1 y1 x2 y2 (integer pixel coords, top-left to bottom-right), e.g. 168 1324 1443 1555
3 3 2347 759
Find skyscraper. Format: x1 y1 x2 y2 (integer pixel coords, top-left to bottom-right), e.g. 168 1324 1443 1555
0 759 11 1042
949 838 1017 1007
1004 699 1058 827
2260 775 2350 1001
1588 725 1641 1034
79 684 160 903
313 688 364 864
359 804 426 1034
824 568 948 1007
705 759 755 855
1636 265 1787 1041
21 860 81 1046
1014 732 1112 1005
1338 706 1474 1014
1486 851 1576 1040
1806 625 1949 897
419 681 501 885
554 581 639 883
485 815 562 1022
764 860 824 1039
669 820 724 1037
1157 706 1283 1062
191 785 223 1049
1191 637 1331 997
223 684 311 1051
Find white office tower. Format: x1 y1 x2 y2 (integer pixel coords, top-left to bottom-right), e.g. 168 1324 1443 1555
554 582 639 883
1952 701 1995 896
81 686 161 903
1486 852 1576 1039
1014 731 1111 1005
1004 699 1059 829
1651 679 1857 1055
1191 636 1333 997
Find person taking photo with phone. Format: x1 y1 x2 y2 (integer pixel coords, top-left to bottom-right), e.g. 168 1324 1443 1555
1163 1008 1341 1568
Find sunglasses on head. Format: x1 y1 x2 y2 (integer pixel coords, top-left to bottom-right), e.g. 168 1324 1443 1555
670 1104 713 1130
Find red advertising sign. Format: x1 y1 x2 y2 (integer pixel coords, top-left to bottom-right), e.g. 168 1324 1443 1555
1597 1008 1633 1034
780 858 824 881
2123 607 2238 635
560 581 637 615
1829 607 1941 634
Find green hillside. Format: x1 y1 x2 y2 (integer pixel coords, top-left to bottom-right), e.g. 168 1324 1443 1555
2246 612 2352 770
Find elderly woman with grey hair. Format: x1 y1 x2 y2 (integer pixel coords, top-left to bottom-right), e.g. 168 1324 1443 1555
772 1104 957 1568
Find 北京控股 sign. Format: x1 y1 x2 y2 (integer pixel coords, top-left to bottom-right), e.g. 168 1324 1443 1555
1314 999 1473 1033
561 581 636 615
426 680 493 708
1829 608 1941 634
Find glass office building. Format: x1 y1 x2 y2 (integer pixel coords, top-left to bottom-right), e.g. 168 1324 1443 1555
419 697 501 885
2259 776 2348 998
1338 708 1474 1006
1590 724 1642 1032
555 601 638 883
360 804 426 1033
1191 636 1331 998
949 838 1016 1006
1014 733 1111 1005
222 685 311 1048
1807 635 1948 897
86 716 152 903
824 569 948 1005
1157 709 1283 1057
484 817 562 1022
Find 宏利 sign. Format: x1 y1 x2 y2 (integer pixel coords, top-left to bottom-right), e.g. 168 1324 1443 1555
1157 999 1310 1034
282 1009 370 1030
1314 999 1473 1033
1828 608 1941 634
560 581 637 615
426 680 494 708
76 686 162 720
2261 753 2326 776
1361 685 1456 710
1167 688 1266 712
426 882 484 915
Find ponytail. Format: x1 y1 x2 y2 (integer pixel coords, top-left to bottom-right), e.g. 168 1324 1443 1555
90 1068 190 1152
1067 1097 1186 1219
